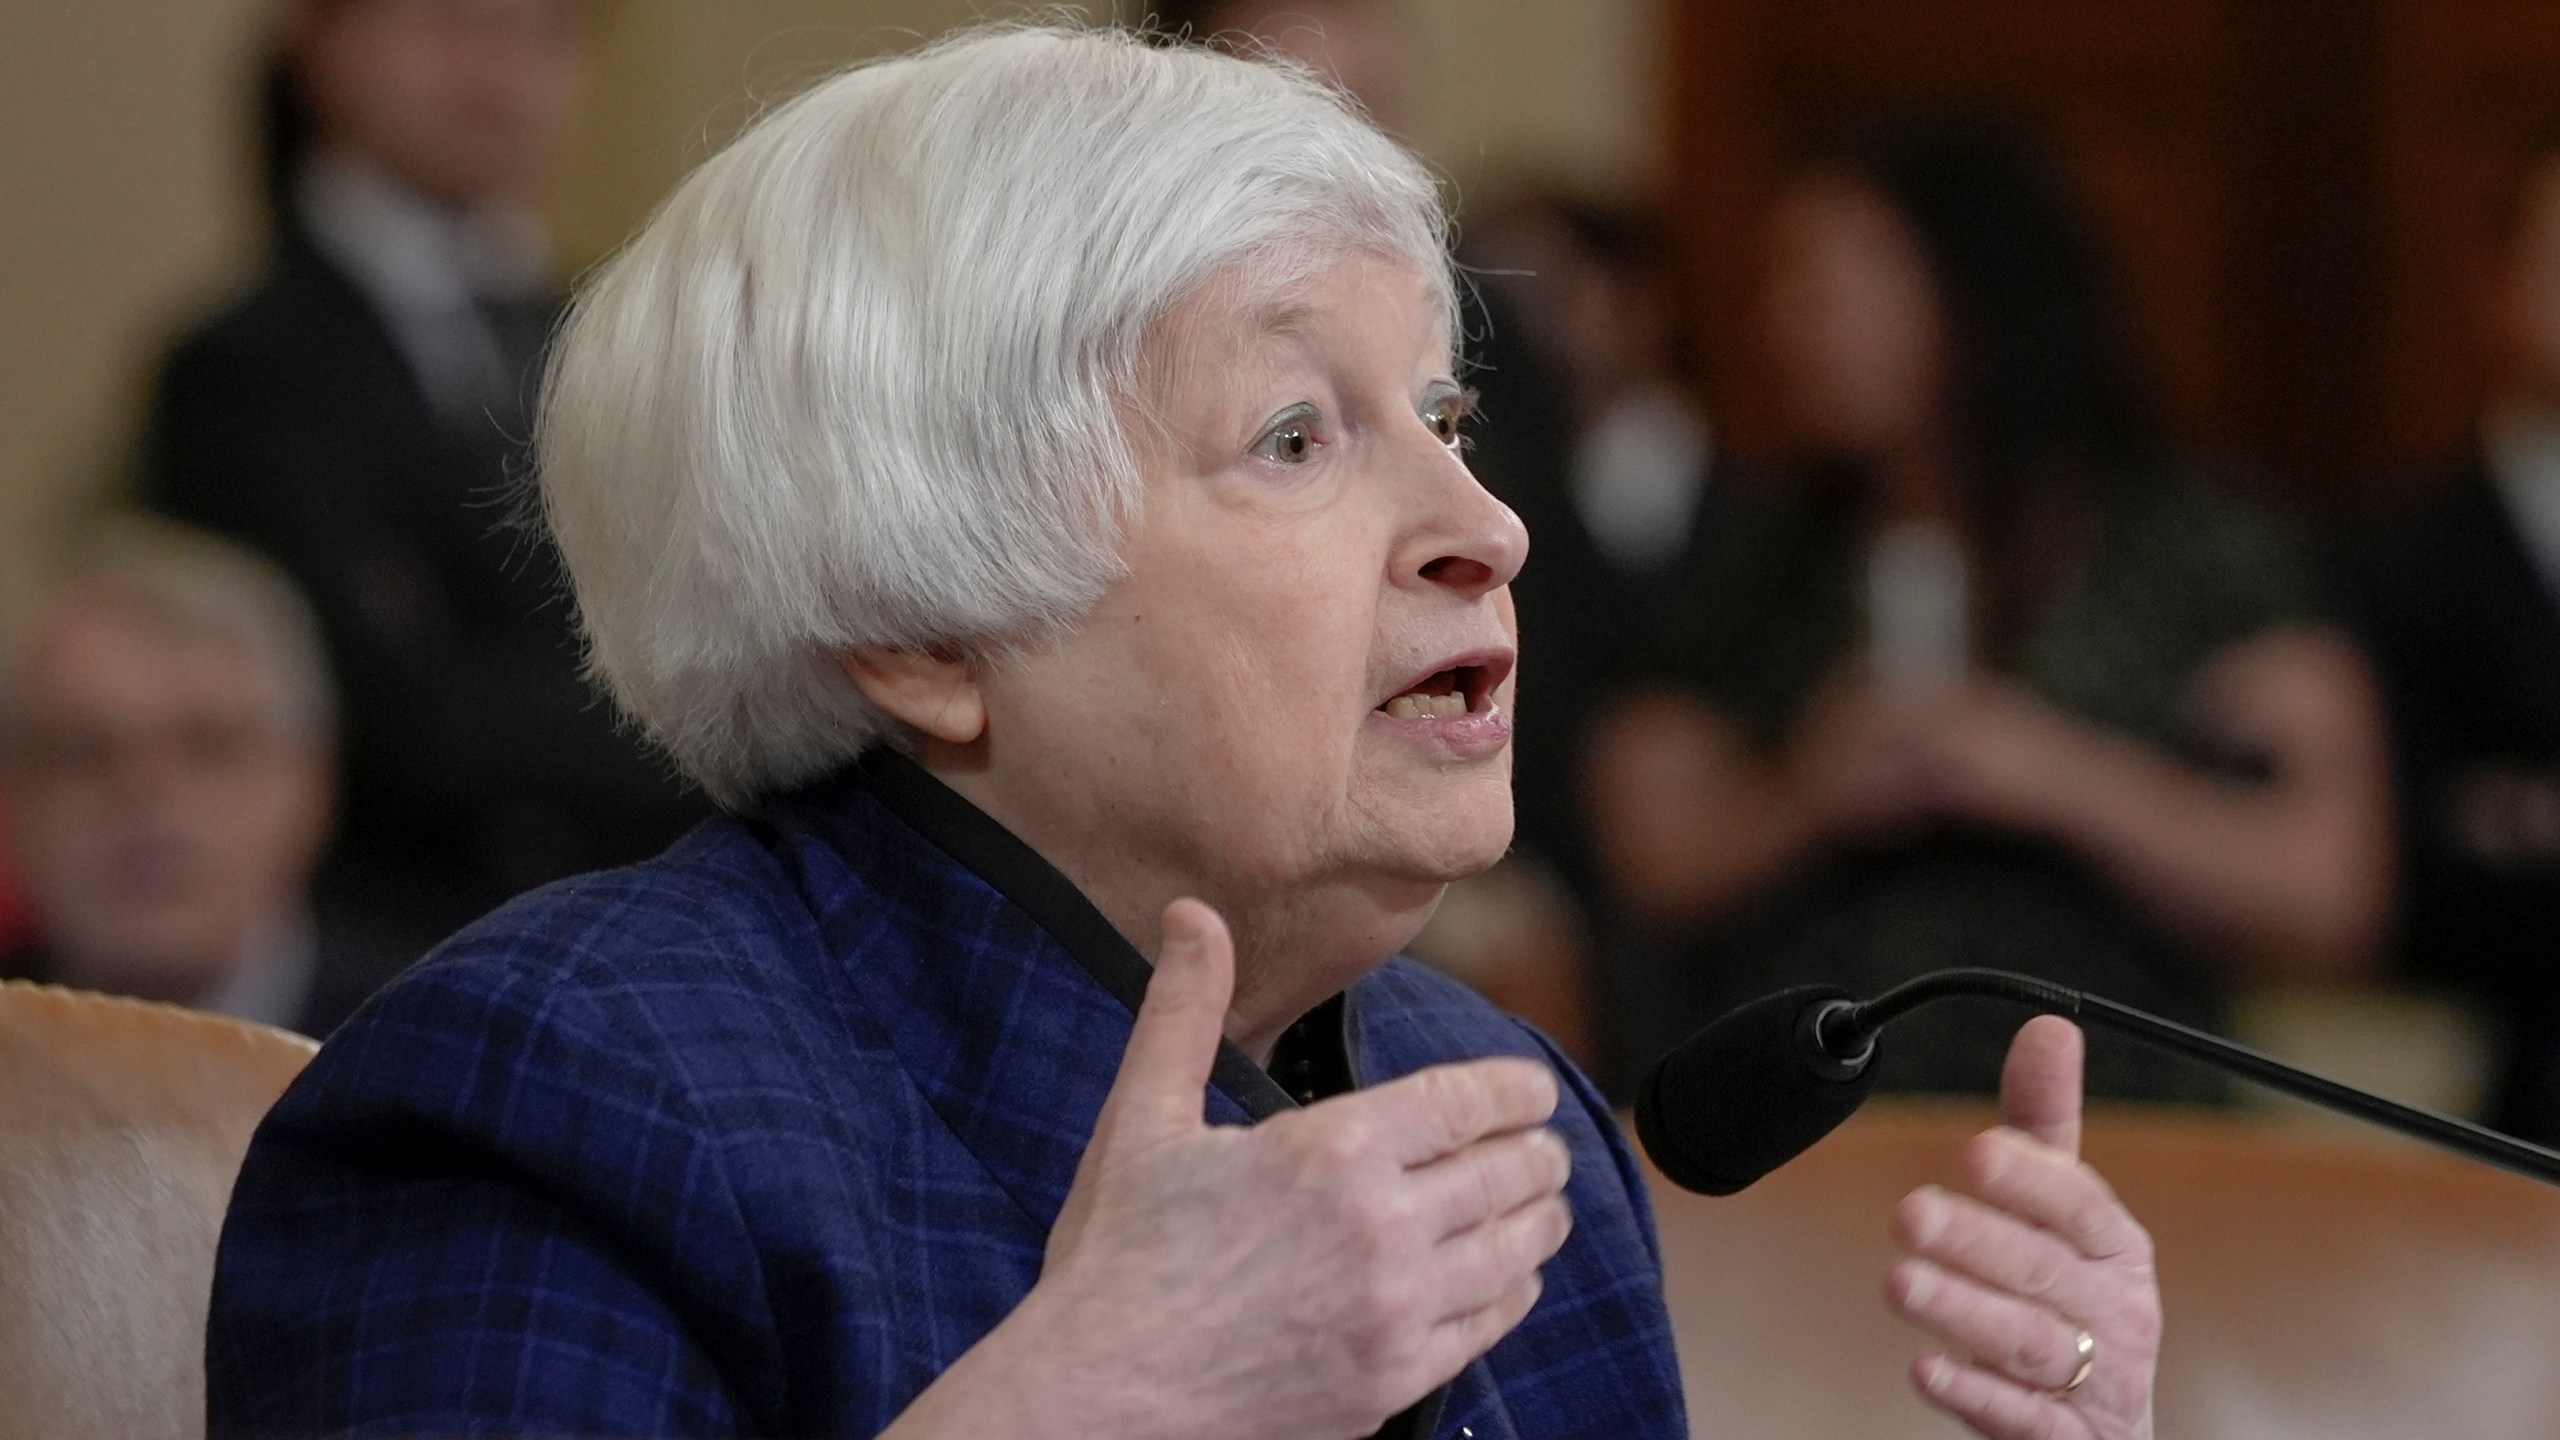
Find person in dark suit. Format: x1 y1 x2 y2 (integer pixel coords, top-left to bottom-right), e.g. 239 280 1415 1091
0 519 407 1038
2343 133 2560 1141
140 0 700 949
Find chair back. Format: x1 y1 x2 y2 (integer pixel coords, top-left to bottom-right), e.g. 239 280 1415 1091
1653 1100 2560 1439
0 982 317 1440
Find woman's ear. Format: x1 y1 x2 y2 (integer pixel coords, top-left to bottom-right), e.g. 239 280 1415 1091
840 648 987 745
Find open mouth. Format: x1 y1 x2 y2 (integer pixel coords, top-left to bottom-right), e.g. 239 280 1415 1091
1376 653 1511 721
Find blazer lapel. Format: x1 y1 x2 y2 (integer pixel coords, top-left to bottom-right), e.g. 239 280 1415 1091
767 759 1283 1237
767 757 1445 1440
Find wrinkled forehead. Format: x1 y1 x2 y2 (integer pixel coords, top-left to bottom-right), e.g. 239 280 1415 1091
1136 242 1458 385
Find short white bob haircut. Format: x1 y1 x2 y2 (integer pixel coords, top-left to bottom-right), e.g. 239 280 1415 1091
538 23 1455 808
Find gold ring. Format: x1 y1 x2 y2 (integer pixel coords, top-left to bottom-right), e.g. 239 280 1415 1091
2059 1327 2097 1395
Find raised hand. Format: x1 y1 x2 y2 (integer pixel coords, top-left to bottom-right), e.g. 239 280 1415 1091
980 897 1573 1440
1884 1017 2162 1440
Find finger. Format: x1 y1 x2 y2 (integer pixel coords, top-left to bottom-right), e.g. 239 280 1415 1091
1093 898 1236 1141
1407 1125 1572 1240
1896 1185 2103 1318
1967 1131 2150 1264
1886 1257 2089 1392
1345 1057 1560 1167
1430 1194 1573 1322
1999 1016 2084 1157
1911 1351 2074 1440
1424 1270 1545 1382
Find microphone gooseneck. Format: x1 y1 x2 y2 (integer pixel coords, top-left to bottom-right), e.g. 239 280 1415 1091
1640 967 2560 1197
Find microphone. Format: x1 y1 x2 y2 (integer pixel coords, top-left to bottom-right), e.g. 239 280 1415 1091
1635 967 2560 1197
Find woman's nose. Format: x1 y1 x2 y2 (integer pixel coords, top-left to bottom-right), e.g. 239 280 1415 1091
1403 453 1529 601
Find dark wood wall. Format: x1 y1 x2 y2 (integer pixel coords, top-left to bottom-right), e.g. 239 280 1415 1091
1666 0 2560 512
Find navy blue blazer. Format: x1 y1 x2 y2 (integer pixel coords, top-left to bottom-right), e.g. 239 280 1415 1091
207 753 1689 1437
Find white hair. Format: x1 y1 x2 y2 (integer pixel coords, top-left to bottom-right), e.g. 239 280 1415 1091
537 23 1454 808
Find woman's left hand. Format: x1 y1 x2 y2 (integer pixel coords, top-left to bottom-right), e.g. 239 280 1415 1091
1885 1016 2161 1439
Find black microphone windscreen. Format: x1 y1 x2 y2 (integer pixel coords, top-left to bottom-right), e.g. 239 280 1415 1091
1635 984 1880 1196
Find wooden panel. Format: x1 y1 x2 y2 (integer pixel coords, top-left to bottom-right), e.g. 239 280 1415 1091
1664 0 2453 507
2371 0 2560 484
1669 0 2257 478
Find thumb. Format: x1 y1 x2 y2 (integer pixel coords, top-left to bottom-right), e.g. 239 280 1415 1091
1997 1015 2085 1157
1092 898 1237 1144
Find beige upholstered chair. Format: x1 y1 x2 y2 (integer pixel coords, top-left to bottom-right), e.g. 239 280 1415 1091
0 981 317 1440
1652 1100 2560 1439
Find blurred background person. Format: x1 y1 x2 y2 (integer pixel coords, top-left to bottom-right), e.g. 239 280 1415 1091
2343 125 2560 1144
1453 190 1727 1088
1584 121 2394 1101
0 517 406 1037
139 0 702 952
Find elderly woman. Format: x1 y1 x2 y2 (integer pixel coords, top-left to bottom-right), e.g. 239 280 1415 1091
206 25 2162 1440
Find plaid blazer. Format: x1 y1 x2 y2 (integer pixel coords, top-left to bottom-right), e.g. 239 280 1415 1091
207 754 1688 1438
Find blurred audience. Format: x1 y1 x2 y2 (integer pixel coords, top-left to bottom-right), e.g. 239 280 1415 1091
2342 129 2560 1142
1457 191 1730 1085
140 0 701 951
0 518 407 1037
1585 122 2393 1100
1467 192 1725 896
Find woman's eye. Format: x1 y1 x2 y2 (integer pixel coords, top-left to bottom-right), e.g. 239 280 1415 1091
1425 390 1476 451
1251 411 1319 465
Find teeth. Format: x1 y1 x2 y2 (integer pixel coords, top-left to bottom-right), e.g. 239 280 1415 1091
1384 691 1469 720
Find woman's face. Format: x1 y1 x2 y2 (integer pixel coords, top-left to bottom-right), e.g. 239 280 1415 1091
5 599 332 1005
1761 172 1948 458
970 251 1525 957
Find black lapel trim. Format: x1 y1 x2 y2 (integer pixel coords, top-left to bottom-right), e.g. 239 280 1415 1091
852 749 1297 1120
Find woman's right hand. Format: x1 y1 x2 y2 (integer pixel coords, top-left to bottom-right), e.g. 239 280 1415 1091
890 898 1572 1440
